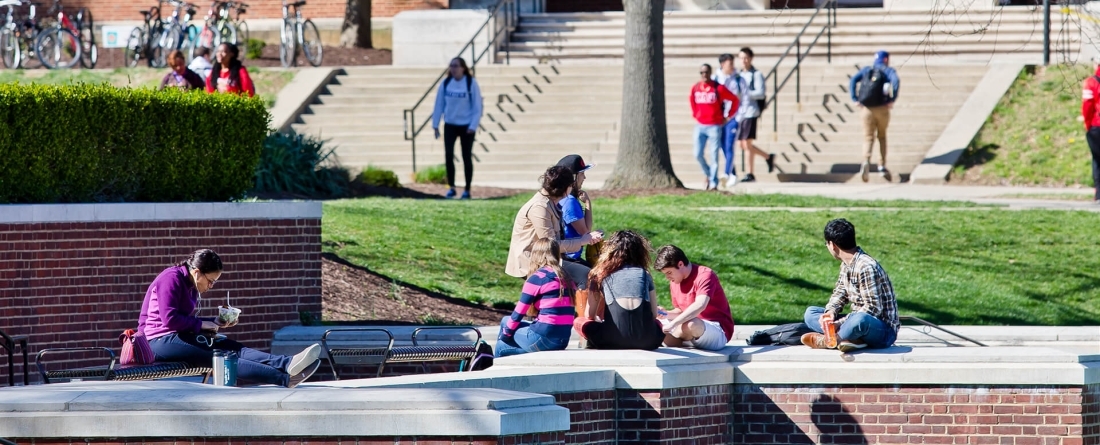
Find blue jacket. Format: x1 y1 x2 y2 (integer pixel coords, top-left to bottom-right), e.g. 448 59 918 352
849 64 900 104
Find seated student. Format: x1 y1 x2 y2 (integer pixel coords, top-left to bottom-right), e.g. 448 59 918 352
556 154 595 266
160 50 205 91
655 245 735 351
801 218 900 352
496 238 576 358
574 230 665 350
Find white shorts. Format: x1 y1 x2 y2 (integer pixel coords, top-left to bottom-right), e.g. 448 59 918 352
689 319 728 351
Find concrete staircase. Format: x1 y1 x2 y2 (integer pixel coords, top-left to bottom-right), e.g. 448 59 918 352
504 7 1080 64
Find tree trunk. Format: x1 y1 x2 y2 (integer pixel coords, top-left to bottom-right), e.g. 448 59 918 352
340 0 372 48
604 0 682 189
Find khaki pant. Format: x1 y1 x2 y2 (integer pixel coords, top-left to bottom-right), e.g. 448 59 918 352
861 105 890 164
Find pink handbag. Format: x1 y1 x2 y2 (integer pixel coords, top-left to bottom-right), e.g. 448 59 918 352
119 329 155 365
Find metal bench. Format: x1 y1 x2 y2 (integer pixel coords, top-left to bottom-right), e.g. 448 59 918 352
322 327 482 380
36 347 211 384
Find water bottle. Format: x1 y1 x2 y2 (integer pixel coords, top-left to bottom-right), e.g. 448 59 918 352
212 350 226 386
223 351 239 386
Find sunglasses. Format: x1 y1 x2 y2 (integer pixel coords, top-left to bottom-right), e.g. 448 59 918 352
204 273 219 288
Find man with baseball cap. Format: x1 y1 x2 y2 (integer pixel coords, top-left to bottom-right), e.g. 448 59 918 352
555 154 598 265
850 50 900 183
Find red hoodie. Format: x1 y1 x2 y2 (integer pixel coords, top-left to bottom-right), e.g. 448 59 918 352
1082 66 1100 130
690 80 738 126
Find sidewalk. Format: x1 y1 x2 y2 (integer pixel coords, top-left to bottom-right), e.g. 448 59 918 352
726 183 1100 211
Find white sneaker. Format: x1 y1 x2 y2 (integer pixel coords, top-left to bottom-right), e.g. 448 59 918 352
288 343 321 376
860 162 870 183
726 174 738 188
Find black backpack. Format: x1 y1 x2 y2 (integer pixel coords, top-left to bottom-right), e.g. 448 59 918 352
443 75 472 97
748 68 767 111
746 322 815 346
856 67 890 107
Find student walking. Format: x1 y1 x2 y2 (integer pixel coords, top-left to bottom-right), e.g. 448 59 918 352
714 53 745 188
734 47 775 183
691 64 738 190
1080 57 1100 203
850 50 901 182
431 57 484 199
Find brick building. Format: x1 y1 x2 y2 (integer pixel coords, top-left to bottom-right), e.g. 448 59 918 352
73 0 450 22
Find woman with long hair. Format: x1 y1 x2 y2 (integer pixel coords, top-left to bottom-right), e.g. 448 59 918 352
430 57 483 199
138 249 322 387
495 238 576 357
574 230 666 350
205 43 255 97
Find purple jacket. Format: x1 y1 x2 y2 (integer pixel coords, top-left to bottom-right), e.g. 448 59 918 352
138 265 209 339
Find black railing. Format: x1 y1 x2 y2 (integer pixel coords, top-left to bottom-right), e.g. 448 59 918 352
402 0 535 172
900 316 988 347
764 0 837 133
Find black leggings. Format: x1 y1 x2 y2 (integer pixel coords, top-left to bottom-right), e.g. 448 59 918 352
1088 127 1100 199
444 123 475 190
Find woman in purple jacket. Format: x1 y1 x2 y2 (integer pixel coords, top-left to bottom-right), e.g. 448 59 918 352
138 249 321 387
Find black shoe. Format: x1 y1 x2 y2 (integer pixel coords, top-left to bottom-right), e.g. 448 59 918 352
286 359 321 388
766 154 776 173
742 173 757 183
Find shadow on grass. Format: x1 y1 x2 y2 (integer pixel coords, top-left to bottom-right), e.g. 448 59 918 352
956 142 1000 169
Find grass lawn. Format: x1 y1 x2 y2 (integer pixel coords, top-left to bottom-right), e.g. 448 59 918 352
323 193 1100 326
0 67 296 109
953 64 1094 187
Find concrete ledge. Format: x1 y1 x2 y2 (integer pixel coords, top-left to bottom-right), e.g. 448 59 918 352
909 63 1024 184
0 382 568 437
736 325 1100 345
0 201 322 223
271 67 344 134
307 367 617 395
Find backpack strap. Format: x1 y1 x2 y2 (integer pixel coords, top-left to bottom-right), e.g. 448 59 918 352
465 75 472 95
443 76 452 91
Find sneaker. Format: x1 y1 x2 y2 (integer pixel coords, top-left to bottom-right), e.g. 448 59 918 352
460 190 471 200
742 173 757 183
838 340 868 353
726 174 738 188
766 154 776 173
703 178 711 190
444 188 457 199
801 333 831 349
287 343 321 376
879 166 892 182
286 359 321 388
860 162 870 183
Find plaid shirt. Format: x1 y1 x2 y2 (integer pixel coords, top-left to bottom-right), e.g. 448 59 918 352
825 248 900 332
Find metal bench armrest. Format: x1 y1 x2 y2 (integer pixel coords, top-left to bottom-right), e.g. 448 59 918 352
36 347 116 384
411 326 482 347
321 328 395 381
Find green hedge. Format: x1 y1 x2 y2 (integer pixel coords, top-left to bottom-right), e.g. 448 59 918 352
0 83 268 203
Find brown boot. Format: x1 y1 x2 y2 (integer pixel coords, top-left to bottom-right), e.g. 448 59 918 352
801 333 832 349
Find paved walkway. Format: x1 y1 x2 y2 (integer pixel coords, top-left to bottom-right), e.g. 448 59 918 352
723 183 1100 211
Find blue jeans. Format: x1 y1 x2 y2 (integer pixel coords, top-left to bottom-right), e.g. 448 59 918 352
693 124 722 187
803 306 896 349
495 316 570 358
150 332 293 386
721 119 739 177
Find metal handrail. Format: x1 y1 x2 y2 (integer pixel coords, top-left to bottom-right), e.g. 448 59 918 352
764 0 837 134
402 0 531 172
900 316 987 347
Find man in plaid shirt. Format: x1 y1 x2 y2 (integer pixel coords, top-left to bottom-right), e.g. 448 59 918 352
802 219 900 352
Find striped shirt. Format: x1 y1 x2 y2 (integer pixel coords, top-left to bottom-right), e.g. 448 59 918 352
502 267 575 338
825 248 900 332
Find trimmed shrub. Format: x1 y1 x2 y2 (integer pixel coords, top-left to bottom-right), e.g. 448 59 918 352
245 39 266 60
413 164 448 185
355 165 402 188
0 83 268 203
253 132 350 198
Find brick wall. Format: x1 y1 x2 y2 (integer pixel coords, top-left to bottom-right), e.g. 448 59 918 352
552 390 617 444
67 0 448 22
20 436 562 445
732 384 1095 445
617 385 731 444
0 218 322 385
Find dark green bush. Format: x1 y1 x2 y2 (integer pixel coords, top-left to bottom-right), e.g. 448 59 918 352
245 39 266 60
413 164 448 185
0 83 267 203
253 131 350 198
355 165 402 188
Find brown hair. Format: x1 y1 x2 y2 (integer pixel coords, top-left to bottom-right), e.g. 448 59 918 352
167 49 185 66
539 166 573 199
654 245 689 270
526 238 574 316
588 230 653 294
450 57 472 78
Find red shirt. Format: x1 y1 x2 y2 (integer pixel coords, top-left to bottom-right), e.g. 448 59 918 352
206 65 256 97
670 264 735 341
1083 66 1100 130
690 81 738 126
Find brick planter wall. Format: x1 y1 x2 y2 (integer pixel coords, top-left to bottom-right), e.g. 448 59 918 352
0 205 322 385
617 385 731 444
62 0 448 22
552 390 617 445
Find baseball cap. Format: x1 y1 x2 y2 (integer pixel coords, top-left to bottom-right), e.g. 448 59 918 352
874 50 890 63
556 154 593 175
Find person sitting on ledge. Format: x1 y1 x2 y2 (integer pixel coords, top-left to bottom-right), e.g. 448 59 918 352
655 245 736 351
138 249 323 387
802 218 900 353
574 230 666 350
496 238 576 358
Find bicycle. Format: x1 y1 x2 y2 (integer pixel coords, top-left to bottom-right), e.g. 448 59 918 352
279 0 321 67
188 0 236 60
157 0 198 66
124 4 164 68
0 0 38 69
225 1 248 47
34 0 89 69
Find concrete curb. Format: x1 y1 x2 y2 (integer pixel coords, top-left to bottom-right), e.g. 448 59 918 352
269 67 343 134
909 63 1025 184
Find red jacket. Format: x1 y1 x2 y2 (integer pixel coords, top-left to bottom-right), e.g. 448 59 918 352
690 81 738 126
206 65 256 97
1082 66 1100 130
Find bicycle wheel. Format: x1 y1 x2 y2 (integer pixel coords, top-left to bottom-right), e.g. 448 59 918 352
300 19 322 67
279 20 295 67
161 23 181 52
236 20 248 44
35 26 81 69
217 20 237 46
0 27 19 69
149 27 166 68
124 28 143 68
77 8 96 69
182 24 197 59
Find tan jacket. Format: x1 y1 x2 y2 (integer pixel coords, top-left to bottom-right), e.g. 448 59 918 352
505 191 588 278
